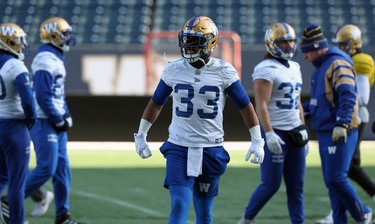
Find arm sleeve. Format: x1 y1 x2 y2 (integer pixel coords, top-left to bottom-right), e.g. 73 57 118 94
14 72 36 121
355 74 370 106
151 79 173 106
34 70 64 125
336 84 357 127
225 80 250 109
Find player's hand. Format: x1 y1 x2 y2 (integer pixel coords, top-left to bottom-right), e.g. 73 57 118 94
245 137 265 164
26 117 36 130
332 126 347 145
134 132 152 159
54 115 73 132
265 131 285 154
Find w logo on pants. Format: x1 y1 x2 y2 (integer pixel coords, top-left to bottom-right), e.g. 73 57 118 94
328 146 336 154
199 182 211 192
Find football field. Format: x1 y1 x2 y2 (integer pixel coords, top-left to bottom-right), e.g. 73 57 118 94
25 141 375 224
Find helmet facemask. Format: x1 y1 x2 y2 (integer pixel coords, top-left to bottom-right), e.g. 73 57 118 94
271 37 297 60
178 32 213 63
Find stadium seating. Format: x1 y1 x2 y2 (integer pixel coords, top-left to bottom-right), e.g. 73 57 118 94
1 0 375 46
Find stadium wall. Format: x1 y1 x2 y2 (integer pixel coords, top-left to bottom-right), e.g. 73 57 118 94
66 95 375 141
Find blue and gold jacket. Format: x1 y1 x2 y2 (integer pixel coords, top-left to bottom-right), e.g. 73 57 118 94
306 47 360 132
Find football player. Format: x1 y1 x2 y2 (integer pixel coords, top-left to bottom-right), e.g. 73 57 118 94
237 22 308 224
316 24 375 224
0 23 36 224
23 17 83 224
134 16 265 224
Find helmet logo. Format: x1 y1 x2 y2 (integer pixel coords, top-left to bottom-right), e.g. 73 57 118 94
44 22 58 34
1 26 16 36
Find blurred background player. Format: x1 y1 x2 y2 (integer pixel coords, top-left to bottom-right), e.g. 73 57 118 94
301 24 372 224
316 23 375 224
0 23 36 224
237 22 308 224
22 17 83 224
134 15 265 224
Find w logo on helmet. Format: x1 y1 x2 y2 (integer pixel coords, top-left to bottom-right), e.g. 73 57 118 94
1 26 16 36
44 22 58 34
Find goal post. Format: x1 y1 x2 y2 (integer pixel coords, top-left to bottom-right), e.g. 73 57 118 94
144 30 242 95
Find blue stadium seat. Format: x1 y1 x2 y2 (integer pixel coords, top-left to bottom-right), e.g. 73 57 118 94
1 0 375 46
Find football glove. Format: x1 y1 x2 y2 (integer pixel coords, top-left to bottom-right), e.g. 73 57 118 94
26 117 36 130
245 136 265 164
134 132 152 159
54 115 73 132
265 131 285 154
332 126 347 145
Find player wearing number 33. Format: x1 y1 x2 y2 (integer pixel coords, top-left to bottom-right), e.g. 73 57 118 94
237 22 308 224
134 16 265 224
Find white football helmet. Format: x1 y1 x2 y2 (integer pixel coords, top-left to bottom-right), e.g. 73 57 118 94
40 17 76 52
0 23 28 60
178 16 218 63
265 22 297 60
332 24 362 55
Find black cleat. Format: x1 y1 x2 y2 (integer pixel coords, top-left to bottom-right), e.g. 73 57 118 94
55 212 85 224
0 196 10 224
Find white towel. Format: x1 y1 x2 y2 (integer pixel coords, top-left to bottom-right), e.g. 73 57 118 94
187 147 203 177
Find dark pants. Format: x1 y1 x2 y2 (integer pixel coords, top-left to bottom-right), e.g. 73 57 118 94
348 122 375 197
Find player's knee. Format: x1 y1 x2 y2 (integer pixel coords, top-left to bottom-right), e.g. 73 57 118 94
325 177 345 189
38 165 56 178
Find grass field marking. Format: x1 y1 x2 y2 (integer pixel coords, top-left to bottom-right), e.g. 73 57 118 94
73 189 167 218
72 189 195 224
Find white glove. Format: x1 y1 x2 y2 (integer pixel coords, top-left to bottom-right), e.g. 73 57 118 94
134 132 152 159
265 131 285 154
245 137 265 164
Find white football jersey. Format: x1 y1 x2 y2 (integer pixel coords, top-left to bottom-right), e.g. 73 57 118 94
162 58 239 147
31 51 67 118
0 58 29 119
253 59 303 130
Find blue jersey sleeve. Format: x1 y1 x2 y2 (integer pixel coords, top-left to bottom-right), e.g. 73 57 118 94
225 80 250 109
14 72 36 122
152 79 172 106
34 70 64 125
336 84 356 127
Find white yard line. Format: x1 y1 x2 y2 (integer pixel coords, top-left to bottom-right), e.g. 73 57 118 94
73 189 166 217
71 189 195 224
